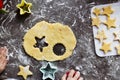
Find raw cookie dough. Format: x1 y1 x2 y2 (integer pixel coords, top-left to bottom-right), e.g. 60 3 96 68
92 17 101 28
102 6 114 17
100 42 111 54
116 45 120 55
95 29 107 42
17 65 33 80
23 21 76 61
104 17 116 29
93 8 101 16
114 31 120 42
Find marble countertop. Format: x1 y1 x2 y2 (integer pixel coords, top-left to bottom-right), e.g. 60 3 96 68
0 0 119 80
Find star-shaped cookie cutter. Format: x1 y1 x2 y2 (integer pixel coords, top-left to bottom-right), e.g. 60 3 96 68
40 62 57 80
16 0 32 15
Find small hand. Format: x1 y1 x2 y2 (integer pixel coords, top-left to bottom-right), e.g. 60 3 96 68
62 69 83 80
0 46 8 73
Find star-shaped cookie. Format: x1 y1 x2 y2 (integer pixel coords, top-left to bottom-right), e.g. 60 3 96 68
40 62 57 80
92 17 101 28
104 17 116 29
95 30 107 42
102 6 114 17
16 0 32 15
114 31 120 42
116 45 120 55
17 65 33 80
93 8 101 16
100 42 111 54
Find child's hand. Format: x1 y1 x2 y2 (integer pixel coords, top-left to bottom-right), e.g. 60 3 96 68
62 69 83 80
0 47 8 73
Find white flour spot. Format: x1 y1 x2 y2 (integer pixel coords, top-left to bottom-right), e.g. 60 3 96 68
46 0 52 3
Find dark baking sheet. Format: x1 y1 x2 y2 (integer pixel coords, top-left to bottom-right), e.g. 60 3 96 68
0 0 120 80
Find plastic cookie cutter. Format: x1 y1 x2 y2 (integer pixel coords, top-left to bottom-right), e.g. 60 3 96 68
16 0 32 15
40 62 57 80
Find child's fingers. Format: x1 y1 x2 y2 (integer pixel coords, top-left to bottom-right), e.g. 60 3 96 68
68 69 75 77
0 59 7 71
61 74 67 80
0 57 6 64
1 47 8 57
74 71 80 80
78 77 83 80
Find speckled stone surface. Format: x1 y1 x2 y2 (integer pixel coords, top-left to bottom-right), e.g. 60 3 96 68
0 0 120 80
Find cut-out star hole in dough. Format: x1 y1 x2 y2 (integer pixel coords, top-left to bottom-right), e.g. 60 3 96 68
40 62 57 80
34 36 48 52
17 65 33 80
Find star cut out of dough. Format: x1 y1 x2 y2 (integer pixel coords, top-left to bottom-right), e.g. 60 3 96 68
92 17 101 28
40 62 57 80
114 31 120 42
104 17 116 29
102 6 114 17
95 29 107 42
16 0 32 15
17 65 33 80
116 45 120 55
100 42 111 54
93 8 101 16
34 36 48 52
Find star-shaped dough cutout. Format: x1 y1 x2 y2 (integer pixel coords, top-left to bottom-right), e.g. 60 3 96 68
40 62 57 80
116 45 120 55
102 6 114 17
17 65 33 80
95 30 107 42
114 31 120 42
16 0 32 15
92 17 101 28
34 36 48 52
100 42 111 54
104 17 116 29
93 8 101 16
